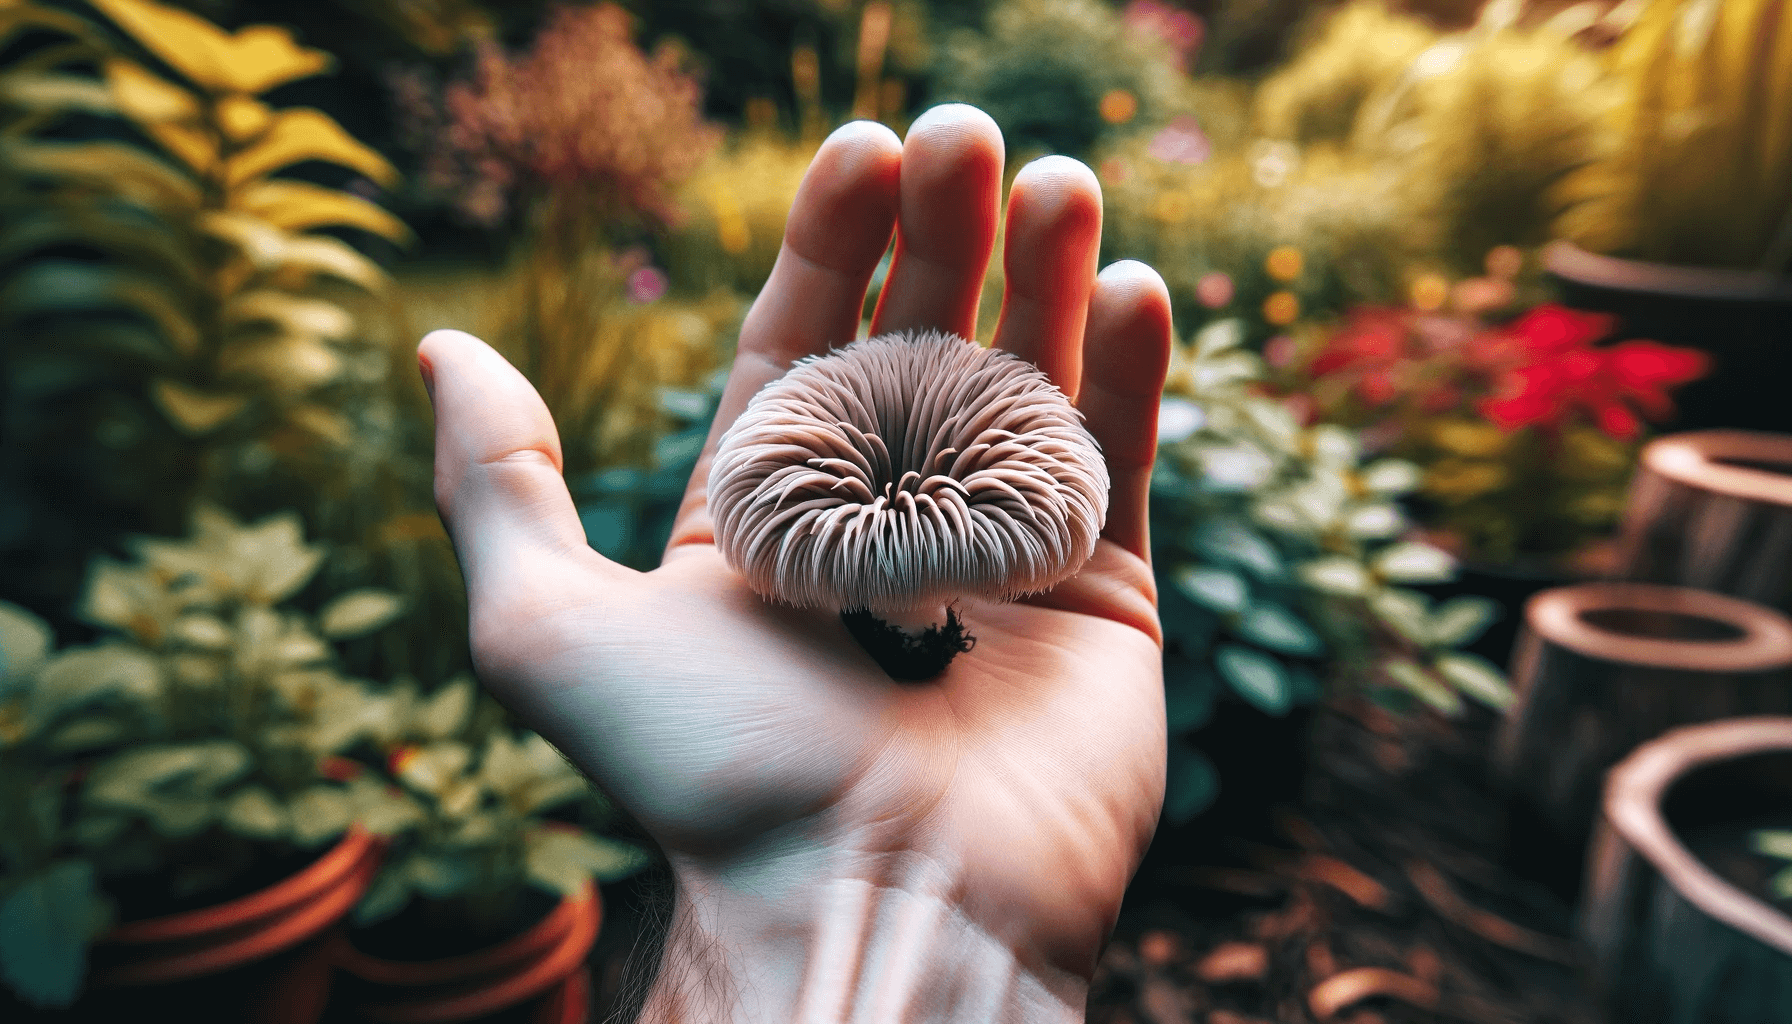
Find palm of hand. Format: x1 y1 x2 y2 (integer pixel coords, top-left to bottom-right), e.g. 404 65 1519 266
422 106 1174 996
480 536 1162 972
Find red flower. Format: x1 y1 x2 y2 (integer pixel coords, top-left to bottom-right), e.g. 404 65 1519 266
1505 305 1617 354
319 755 364 782
1477 307 1707 439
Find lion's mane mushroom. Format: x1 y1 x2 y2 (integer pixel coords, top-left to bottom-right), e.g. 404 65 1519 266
708 329 1109 679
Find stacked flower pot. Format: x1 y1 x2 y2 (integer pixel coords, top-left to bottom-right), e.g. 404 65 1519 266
1493 430 1792 1022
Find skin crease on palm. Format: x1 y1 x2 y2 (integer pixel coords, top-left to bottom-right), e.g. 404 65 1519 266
418 104 1175 1022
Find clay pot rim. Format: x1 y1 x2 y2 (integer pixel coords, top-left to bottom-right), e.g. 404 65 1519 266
1604 716 1792 956
1643 430 1792 508
1543 240 1792 303
1527 582 1792 672
104 824 380 945
96 833 384 986
337 883 588 986
354 882 600 1024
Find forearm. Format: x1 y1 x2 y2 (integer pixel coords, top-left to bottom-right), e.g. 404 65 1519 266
636 872 1089 1024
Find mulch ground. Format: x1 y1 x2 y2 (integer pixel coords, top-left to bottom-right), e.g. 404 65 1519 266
1087 700 1600 1024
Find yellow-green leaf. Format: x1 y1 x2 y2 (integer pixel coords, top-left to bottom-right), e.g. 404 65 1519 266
143 119 216 176
219 335 342 393
224 108 397 190
286 404 350 445
0 260 199 356
225 290 353 341
233 180 411 243
85 0 331 96
102 58 198 123
0 602 53 682
198 213 386 291
0 141 201 212
0 71 116 115
152 379 248 434
213 94 271 142
213 25 333 95
84 0 234 93
317 589 404 639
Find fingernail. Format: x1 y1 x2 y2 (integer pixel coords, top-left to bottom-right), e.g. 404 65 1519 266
418 354 436 403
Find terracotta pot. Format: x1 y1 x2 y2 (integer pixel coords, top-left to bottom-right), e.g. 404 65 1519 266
1542 241 1792 434
1613 430 1792 613
329 881 601 1023
1582 717 1792 1024
90 825 384 987
1494 584 1792 895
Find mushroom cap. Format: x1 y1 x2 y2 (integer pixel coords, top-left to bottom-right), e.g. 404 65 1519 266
708 330 1109 612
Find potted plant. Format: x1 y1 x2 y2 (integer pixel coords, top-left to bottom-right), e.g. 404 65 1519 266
1495 581 1792 896
317 675 646 1023
1612 430 1792 614
1549 0 1792 432
1582 716 1792 1023
0 505 417 1010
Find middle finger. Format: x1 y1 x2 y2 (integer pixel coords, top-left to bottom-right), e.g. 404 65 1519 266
868 104 1006 341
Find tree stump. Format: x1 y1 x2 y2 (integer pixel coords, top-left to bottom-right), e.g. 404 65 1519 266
1582 717 1792 1024
1614 431 1792 613
1494 584 1792 859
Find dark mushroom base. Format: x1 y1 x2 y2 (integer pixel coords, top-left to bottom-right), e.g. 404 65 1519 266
842 605 976 682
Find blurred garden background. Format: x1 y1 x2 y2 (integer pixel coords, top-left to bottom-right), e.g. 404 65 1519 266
1 0 1790 1020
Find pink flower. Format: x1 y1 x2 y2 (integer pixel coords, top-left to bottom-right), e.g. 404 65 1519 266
1147 115 1211 165
1123 1 1204 72
627 265 669 304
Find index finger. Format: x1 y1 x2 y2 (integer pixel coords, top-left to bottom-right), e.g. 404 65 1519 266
664 120 902 553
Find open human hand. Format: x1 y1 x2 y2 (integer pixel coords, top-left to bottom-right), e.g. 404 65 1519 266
419 105 1172 1022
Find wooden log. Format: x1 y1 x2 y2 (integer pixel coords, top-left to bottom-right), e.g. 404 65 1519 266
1494 583 1792 851
1614 431 1792 613
1582 717 1792 1024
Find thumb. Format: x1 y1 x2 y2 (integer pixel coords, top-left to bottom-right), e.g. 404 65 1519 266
419 329 594 598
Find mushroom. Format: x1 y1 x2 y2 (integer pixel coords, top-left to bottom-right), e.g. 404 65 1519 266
708 329 1109 679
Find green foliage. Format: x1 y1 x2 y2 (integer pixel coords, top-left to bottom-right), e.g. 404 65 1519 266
1349 14 1620 275
351 686 645 926
662 134 818 299
1557 0 1792 270
1152 319 1509 812
0 1 649 1005
1753 829 1792 902
0 862 109 1007
1252 2 1438 148
932 0 1191 160
1100 138 1418 342
0 507 408 1002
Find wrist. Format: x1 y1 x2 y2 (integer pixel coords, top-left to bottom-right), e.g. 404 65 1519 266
637 851 1090 1023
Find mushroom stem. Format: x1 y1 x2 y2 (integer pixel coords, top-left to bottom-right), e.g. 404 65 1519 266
841 605 976 682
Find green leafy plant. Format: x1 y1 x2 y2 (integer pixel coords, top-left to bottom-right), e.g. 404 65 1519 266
0 0 421 639
1346 9 1620 276
0 507 413 1006
0 2 648 1005
1151 319 1511 821
1557 0 1792 271
351 682 646 930
1752 829 1792 903
933 0 1193 160
1291 302 1707 564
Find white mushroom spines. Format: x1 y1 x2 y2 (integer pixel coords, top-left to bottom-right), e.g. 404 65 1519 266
708 330 1109 612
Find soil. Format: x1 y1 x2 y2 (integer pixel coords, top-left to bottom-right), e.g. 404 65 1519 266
103 838 326 923
349 887 564 962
